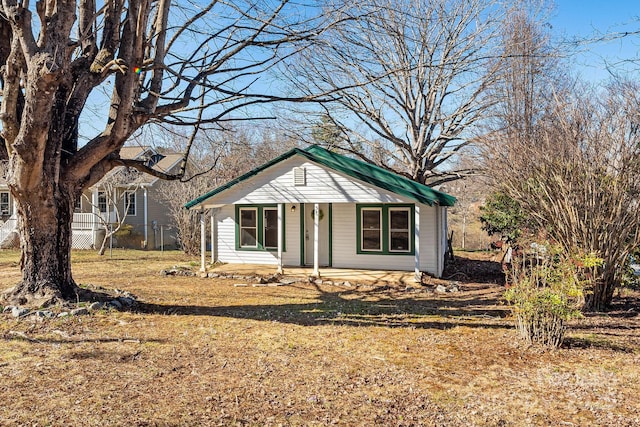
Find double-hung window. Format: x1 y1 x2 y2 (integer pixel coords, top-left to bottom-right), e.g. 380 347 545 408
125 191 137 216
263 208 278 249
97 191 108 213
237 205 284 251
239 207 258 248
388 208 410 252
0 192 9 216
361 208 382 251
357 204 414 254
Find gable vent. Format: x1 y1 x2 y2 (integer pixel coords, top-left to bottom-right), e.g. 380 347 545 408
293 167 306 186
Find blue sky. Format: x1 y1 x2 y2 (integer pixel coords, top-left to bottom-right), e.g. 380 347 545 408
550 1 639 82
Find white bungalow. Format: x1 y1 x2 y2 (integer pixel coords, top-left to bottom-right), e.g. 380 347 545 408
186 145 456 280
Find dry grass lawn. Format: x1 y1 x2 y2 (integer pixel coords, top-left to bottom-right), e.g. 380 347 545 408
0 249 639 426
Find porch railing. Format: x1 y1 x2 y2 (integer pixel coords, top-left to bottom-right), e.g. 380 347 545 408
0 216 17 245
72 212 98 230
0 213 101 249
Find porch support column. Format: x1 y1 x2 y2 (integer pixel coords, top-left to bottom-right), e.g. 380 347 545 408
91 188 99 247
277 203 283 274
143 187 149 249
313 203 319 277
210 209 216 264
414 204 421 283
200 210 206 272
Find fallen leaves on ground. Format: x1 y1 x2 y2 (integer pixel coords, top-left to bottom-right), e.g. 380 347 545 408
0 249 638 426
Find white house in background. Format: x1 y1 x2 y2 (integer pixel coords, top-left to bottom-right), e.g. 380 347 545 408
186 145 456 280
0 146 183 249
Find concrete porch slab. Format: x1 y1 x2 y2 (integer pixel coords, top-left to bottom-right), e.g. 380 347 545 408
209 263 419 285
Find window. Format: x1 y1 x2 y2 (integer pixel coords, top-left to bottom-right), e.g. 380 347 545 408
236 205 285 251
263 208 278 249
357 204 414 254
0 192 9 215
98 191 107 213
125 191 136 216
360 208 382 251
389 208 410 252
145 153 165 168
239 207 258 248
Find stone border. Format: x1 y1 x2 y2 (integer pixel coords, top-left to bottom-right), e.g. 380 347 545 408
164 268 462 294
1 289 138 321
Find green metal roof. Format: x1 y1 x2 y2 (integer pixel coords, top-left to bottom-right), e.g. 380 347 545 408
185 145 456 209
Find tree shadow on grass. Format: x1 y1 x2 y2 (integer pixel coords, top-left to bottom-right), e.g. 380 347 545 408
562 336 637 353
137 283 511 330
3 330 166 344
131 253 512 330
442 253 506 285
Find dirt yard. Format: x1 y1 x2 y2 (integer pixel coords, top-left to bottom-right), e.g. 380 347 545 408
0 250 639 426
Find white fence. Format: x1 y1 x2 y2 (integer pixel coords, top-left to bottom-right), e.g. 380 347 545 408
0 213 101 249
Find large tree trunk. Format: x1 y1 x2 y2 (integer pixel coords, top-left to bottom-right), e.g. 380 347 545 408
584 269 618 312
1 0 338 306
5 183 78 307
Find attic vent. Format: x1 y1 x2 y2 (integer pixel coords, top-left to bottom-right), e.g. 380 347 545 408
293 167 306 186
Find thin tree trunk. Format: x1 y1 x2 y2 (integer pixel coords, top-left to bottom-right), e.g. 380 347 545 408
461 211 467 250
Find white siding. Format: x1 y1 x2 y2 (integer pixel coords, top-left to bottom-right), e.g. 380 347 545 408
216 204 301 266
201 156 414 207
331 203 441 276
206 153 448 276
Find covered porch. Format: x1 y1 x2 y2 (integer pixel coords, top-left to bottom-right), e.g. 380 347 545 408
196 201 425 282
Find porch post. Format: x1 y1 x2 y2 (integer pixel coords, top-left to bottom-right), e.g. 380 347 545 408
277 203 283 274
210 209 215 264
91 188 99 247
313 203 319 277
143 187 149 248
200 210 206 272
414 204 421 283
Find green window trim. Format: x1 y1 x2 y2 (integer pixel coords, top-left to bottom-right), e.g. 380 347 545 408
356 204 415 255
235 204 286 252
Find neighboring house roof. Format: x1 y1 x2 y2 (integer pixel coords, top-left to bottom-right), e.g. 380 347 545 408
185 145 456 209
0 147 183 189
99 146 184 187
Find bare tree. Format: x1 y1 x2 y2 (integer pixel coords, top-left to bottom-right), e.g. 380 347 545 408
83 169 140 255
159 173 214 256
484 81 640 311
441 174 487 250
481 7 640 311
0 0 340 305
285 0 508 186
158 124 298 255
485 2 560 146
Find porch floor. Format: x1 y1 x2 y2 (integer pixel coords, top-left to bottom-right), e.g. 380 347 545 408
209 264 419 285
